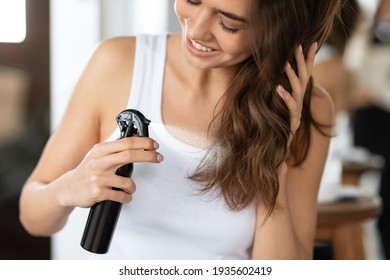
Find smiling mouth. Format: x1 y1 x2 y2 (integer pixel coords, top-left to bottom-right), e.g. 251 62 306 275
190 39 214 52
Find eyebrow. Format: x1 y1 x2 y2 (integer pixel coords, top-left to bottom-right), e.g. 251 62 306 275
217 9 248 23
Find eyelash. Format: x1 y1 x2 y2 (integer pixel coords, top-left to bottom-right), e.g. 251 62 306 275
185 0 240 34
218 17 240 34
186 0 201 6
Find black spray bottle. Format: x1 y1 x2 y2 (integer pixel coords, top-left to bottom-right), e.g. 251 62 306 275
80 109 150 254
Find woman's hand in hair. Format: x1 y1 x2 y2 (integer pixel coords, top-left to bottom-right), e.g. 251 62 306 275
276 42 318 145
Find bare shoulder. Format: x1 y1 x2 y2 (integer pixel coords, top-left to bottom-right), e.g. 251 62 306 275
83 36 136 90
74 36 137 102
313 60 351 99
79 36 137 140
313 60 350 83
310 84 335 126
91 36 136 67
25 37 138 183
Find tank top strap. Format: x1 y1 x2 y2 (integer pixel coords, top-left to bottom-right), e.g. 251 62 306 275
126 33 168 115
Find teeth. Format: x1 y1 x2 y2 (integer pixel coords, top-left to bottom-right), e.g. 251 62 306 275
191 40 213 52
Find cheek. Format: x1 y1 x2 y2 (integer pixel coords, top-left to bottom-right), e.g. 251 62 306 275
219 34 252 59
174 0 189 22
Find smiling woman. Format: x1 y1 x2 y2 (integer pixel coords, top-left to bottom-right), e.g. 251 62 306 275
175 0 252 69
0 0 26 43
20 0 343 260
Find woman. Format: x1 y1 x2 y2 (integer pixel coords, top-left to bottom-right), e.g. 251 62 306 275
19 0 341 259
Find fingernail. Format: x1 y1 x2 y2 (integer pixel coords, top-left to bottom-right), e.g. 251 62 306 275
298 44 303 53
313 41 318 50
157 154 164 162
278 84 286 92
286 62 292 69
154 142 160 149
277 85 286 98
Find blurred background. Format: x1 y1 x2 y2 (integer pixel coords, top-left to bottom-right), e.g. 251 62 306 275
0 0 388 260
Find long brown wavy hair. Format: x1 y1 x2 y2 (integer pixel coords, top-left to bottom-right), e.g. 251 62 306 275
190 0 344 217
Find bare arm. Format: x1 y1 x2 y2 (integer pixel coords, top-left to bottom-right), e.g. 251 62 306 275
19 37 162 236
252 42 334 259
252 86 333 259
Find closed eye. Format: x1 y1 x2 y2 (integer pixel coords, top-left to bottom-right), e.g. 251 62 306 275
218 17 240 34
186 0 201 6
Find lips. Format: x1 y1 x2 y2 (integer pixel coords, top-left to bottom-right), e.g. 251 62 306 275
185 36 219 58
190 39 214 52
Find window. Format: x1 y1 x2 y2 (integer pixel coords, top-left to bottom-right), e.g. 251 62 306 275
0 0 26 43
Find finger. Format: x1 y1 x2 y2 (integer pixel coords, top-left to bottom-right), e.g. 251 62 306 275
107 175 136 194
294 44 309 83
92 137 159 157
276 85 302 140
305 41 318 76
90 149 164 172
276 85 298 113
119 136 160 151
88 175 135 203
284 62 303 102
105 188 133 204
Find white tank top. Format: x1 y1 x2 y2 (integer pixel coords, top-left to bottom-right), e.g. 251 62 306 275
99 33 256 259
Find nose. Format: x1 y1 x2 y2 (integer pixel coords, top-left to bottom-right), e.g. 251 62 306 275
185 8 214 42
